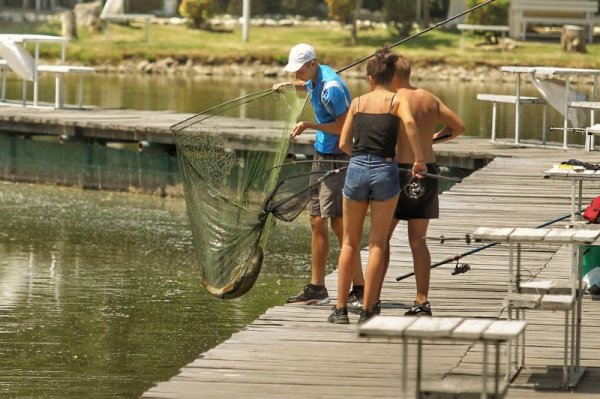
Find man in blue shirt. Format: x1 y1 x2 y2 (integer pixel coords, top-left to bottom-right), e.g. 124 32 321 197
273 43 364 306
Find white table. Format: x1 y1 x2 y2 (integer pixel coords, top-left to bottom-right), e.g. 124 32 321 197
358 316 527 399
500 66 600 148
543 166 600 222
473 226 600 388
0 34 68 108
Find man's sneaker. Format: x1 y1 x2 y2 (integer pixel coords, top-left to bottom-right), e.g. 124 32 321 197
286 284 330 305
327 306 350 324
357 308 375 325
372 300 382 316
404 301 432 317
347 285 364 308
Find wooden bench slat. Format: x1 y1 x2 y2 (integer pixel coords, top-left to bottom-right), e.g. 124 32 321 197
357 316 416 337
476 93 546 105
404 317 464 338
504 293 542 309
472 227 515 242
483 320 527 340
451 319 495 340
570 101 600 110
509 227 550 241
539 294 575 310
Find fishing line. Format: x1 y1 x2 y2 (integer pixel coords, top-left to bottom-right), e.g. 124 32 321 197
174 0 496 127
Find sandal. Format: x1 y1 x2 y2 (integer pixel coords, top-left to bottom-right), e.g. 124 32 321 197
404 301 432 317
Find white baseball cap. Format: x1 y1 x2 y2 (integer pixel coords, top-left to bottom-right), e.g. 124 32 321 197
283 43 316 72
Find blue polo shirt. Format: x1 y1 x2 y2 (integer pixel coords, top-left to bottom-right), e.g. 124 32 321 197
305 64 351 154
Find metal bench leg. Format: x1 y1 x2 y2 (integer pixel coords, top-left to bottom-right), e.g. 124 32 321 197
416 339 423 399
542 104 548 145
585 128 591 152
54 72 61 109
482 342 488 399
21 79 27 107
563 309 570 387
403 339 408 399
491 102 498 142
1 69 5 102
78 72 84 109
494 341 501 397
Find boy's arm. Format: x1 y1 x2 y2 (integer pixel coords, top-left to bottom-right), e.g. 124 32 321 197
433 99 465 144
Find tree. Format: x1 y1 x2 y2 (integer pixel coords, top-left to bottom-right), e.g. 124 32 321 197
179 0 218 29
465 0 509 25
383 0 416 37
324 0 363 45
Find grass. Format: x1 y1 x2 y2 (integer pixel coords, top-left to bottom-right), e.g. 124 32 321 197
2 19 600 70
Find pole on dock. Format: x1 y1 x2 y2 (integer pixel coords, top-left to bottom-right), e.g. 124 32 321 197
242 0 251 42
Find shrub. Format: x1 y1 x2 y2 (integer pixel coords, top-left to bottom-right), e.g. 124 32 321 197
179 0 218 29
465 0 509 25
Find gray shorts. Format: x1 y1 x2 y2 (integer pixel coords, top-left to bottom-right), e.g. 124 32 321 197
308 151 348 218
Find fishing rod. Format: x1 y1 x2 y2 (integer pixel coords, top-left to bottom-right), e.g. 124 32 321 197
336 0 496 74
176 0 496 129
395 211 574 282
398 167 462 183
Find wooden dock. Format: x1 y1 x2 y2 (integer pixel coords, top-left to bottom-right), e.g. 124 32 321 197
0 105 318 154
142 139 600 398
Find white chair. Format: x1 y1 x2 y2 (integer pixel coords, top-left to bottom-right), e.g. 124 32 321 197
0 39 35 106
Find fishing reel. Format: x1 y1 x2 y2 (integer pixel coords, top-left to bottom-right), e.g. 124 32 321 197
405 177 425 199
451 259 471 275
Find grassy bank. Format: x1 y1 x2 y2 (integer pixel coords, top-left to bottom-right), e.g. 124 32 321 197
2 19 600 70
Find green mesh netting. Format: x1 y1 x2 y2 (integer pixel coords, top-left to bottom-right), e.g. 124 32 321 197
171 88 307 299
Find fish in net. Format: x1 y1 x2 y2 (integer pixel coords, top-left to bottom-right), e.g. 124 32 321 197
171 87 320 299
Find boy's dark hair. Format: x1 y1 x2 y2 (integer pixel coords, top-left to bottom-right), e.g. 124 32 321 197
366 48 398 86
394 54 411 80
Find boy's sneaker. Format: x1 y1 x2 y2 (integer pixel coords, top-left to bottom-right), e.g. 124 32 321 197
404 301 432 317
347 285 364 308
327 306 350 324
358 308 375 325
286 284 330 305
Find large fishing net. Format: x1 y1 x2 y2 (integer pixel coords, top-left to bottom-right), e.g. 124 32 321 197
171 87 319 299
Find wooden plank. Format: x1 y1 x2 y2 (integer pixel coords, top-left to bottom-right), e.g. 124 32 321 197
142 141 600 399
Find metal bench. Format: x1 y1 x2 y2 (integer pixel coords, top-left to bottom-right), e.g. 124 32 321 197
37 64 95 109
509 0 597 43
473 226 600 388
359 316 527 399
476 93 547 144
456 24 510 49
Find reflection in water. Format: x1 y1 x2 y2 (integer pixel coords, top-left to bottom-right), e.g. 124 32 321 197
21 73 600 144
2 73 587 145
0 182 314 397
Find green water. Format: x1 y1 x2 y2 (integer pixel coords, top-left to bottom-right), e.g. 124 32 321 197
0 182 315 398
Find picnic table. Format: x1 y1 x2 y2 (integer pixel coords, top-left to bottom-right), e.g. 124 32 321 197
477 66 600 148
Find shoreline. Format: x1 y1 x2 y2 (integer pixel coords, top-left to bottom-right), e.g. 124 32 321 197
91 58 598 84
92 59 512 83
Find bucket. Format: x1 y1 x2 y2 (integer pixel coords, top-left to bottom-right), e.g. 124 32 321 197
582 245 600 276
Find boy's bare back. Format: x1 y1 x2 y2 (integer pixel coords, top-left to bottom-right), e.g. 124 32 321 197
395 87 463 164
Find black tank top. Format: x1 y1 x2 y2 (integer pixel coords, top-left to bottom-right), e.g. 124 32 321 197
351 95 399 159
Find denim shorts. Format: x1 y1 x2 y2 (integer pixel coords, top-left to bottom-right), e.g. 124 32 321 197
343 154 400 202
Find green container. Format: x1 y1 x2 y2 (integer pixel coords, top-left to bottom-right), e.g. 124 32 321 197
582 245 600 276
